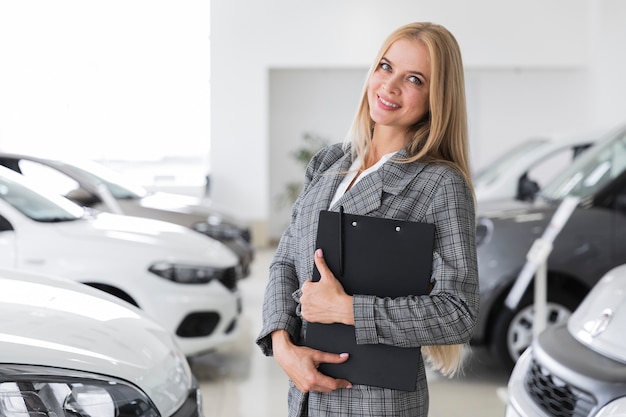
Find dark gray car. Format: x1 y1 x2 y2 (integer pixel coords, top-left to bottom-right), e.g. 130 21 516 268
473 123 626 371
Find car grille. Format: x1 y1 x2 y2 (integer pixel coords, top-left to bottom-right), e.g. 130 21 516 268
177 312 220 337
525 358 596 417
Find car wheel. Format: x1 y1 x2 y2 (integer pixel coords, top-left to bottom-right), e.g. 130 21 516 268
491 291 577 371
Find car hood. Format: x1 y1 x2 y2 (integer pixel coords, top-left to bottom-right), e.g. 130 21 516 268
140 191 247 225
0 268 193 416
60 212 238 267
477 197 545 217
140 192 210 215
568 263 626 364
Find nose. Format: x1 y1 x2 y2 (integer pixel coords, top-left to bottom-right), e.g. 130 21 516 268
382 75 401 93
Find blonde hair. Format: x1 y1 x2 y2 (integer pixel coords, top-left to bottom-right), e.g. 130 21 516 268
344 21 473 189
423 343 469 378
345 22 473 377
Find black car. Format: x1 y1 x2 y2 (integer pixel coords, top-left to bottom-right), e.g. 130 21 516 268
472 123 626 371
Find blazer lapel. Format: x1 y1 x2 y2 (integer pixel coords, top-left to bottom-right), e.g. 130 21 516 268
309 151 353 212
330 149 428 215
330 170 383 214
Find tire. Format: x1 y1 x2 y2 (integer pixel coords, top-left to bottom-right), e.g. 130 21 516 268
491 290 578 372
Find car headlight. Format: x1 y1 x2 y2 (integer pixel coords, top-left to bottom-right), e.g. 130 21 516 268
475 216 494 246
0 365 159 417
595 397 626 416
149 262 238 288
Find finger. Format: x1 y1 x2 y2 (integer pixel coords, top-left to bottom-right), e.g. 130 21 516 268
312 353 353 391
314 351 350 365
313 374 353 392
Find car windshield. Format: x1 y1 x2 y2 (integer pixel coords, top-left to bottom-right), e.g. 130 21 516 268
0 171 85 222
58 160 148 199
541 126 626 200
473 139 549 186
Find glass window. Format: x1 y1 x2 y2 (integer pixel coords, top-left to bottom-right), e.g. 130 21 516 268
542 128 626 200
19 160 81 197
0 172 84 222
474 139 548 187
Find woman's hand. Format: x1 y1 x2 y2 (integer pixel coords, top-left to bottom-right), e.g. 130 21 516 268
271 330 352 392
300 249 354 325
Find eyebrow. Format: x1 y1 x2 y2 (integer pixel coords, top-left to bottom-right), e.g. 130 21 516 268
380 57 427 80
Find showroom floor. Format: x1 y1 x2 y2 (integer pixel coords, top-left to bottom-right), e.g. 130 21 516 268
190 246 510 417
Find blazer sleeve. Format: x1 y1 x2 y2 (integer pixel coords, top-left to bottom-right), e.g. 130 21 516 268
352 167 480 348
256 144 345 356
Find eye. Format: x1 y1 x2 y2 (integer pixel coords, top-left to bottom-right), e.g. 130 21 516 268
380 62 392 72
408 75 422 85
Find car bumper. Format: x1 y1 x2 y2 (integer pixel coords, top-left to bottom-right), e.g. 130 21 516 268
505 349 547 417
132 277 242 356
171 386 205 417
506 323 626 417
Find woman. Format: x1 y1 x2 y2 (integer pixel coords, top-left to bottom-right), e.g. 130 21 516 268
256 21 479 416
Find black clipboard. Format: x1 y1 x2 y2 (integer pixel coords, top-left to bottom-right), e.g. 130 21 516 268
304 208 435 391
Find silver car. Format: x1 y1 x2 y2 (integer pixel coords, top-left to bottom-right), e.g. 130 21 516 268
505 263 626 417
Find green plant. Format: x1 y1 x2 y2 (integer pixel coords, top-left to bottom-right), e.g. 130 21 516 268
276 132 329 209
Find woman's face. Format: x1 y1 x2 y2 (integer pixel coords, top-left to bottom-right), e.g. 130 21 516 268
367 38 431 134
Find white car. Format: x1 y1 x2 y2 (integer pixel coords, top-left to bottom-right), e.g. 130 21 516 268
505 264 626 416
474 132 597 202
0 165 241 356
0 153 254 277
0 267 204 417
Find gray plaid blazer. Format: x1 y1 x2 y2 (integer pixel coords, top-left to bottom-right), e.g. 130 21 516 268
257 143 479 417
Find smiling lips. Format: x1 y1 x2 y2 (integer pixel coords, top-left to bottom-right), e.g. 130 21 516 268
378 94 400 109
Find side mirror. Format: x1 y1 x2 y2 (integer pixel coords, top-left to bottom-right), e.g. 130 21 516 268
65 188 100 206
516 173 540 202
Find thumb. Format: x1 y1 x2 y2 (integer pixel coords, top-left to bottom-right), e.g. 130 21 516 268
314 248 335 280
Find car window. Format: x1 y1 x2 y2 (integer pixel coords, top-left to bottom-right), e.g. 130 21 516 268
60 161 148 199
0 215 13 231
542 128 626 200
0 174 84 222
474 139 548 186
526 146 584 191
18 160 82 196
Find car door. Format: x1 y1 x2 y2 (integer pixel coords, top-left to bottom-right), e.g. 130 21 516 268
596 173 626 269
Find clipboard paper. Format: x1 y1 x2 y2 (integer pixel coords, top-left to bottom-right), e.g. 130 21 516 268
304 209 435 391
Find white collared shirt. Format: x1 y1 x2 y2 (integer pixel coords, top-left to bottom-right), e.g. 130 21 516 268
329 152 396 209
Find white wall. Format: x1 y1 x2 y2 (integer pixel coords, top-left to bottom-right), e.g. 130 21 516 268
0 1 211 162
268 68 367 238
2 1 624 245
588 0 626 128
211 0 619 243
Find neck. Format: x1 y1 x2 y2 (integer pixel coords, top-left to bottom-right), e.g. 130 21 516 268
366 125 408 168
